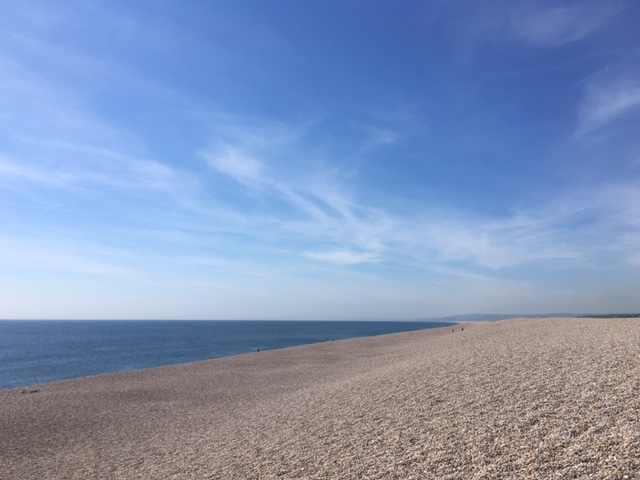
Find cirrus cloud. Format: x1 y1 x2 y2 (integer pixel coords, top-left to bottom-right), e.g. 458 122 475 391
303 249 381 265
577 69 640 135
511 3 618 47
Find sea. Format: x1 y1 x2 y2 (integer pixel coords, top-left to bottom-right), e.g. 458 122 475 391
0 320 454 391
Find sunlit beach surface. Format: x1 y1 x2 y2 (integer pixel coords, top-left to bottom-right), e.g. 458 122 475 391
1 318 639 479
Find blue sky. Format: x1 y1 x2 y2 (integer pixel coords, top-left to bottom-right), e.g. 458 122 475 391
1 0 639 319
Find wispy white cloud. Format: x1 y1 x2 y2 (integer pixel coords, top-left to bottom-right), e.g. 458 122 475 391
577 69 640 134
450 182 640 271
196 117 397 263
201 146 264 187
193 112 640 279
355 207 558 273
0 146 180 193
349 122 407 157
303 249 380 265
201 148 333 224
511 3 618 47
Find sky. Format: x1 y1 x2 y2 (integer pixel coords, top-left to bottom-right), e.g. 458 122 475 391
1 0 639 320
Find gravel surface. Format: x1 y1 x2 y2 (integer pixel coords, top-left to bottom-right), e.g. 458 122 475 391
1 318 639 479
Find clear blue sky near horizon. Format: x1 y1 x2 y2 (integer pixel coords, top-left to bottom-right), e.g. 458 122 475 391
1 1 639 320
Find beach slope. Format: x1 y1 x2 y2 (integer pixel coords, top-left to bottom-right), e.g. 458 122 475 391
1 318 639 479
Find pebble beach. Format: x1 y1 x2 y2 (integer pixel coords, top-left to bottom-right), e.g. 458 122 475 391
1 317 639 479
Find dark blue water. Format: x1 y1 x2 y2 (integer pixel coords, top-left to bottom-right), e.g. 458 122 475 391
0 320 453 390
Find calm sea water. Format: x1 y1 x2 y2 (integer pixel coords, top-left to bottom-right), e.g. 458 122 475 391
0 320 453 390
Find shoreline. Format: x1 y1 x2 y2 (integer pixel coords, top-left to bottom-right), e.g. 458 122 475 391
0 320 456 392
4 321 461 393
2 318 639 479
